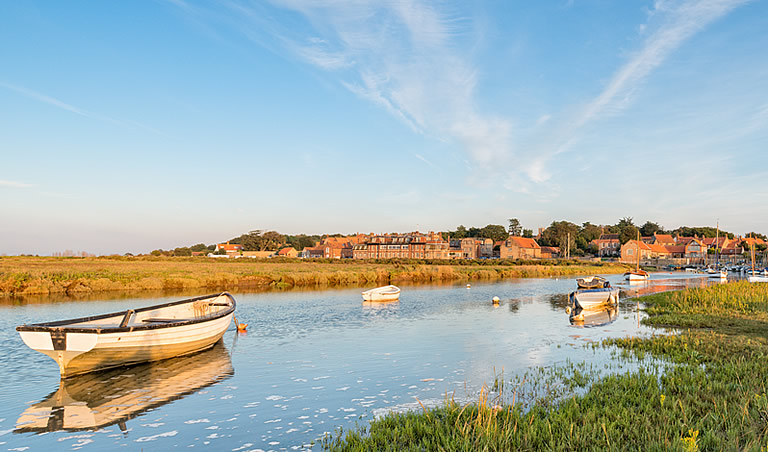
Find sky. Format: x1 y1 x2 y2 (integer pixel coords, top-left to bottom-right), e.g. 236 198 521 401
1 0 767 255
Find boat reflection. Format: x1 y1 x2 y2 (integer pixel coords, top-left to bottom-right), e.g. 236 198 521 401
15 340 233 433
569 305 619 328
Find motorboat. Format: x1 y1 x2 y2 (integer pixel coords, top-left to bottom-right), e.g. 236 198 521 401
361 285 401 302
708 269 727 279
568 287 620 310
17 293 236 378
576 276 609 289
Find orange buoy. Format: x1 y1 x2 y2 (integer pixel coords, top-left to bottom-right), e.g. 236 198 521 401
234 315 248 332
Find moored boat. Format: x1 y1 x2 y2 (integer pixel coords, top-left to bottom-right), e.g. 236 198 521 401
576 276 609 289
16 292 236 378
569 287 620 310
361 285 400 302
624 270 650 281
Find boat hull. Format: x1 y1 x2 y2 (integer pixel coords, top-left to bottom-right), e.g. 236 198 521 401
624 271 649 281
570 288 620 310
17 293 235 378
362 285 400 302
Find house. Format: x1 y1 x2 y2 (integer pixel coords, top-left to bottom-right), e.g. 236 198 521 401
353 231 450 259
449 237 495 259
214 242 243 257
302 247 325 258
683 238 706 259
620 240 652 263
651 233 676 246
540 246 560 259
591 234 620 257
500 236 541 259
647 243 673 258
276 247 298 258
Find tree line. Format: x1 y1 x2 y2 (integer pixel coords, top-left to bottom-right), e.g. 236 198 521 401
148 220 764 257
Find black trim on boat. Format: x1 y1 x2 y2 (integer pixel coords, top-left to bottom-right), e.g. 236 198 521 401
16 292 236 334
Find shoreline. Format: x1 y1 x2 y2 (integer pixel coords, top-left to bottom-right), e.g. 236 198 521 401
323 280 768 450
0 256 628 298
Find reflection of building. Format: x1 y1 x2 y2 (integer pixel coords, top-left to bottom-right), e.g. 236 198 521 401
499 236 541 259
16 342 233 433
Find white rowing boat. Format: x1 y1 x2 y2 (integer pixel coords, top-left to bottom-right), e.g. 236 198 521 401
16 292 236 378
361 285 400 302
569 287 620 310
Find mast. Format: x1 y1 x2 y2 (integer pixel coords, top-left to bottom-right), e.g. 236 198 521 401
715 221 719 269
751 233 756 274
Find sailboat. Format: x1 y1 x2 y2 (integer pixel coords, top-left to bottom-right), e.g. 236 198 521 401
708 222 727 280
748 234 768 283
624 231 649 281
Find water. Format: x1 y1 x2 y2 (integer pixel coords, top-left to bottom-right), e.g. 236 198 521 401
0 272 714 450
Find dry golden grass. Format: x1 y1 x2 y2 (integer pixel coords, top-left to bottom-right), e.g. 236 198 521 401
0 256 628 297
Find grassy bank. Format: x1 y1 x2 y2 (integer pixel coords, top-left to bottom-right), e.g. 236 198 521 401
323 281 768 451
0 256 627 297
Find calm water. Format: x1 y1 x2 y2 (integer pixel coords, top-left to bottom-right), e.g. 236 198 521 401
0 273 714 451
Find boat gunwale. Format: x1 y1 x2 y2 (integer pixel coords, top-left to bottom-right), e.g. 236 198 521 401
15 292 236 334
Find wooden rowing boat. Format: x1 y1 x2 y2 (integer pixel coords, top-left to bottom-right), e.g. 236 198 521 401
576 276 609 289
15 341 233 433
16 292 236 378
569 287 620 310
361 285 400 302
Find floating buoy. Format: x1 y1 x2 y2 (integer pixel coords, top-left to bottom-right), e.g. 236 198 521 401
234 315 248 333
492 296 500 304
466 284 471 289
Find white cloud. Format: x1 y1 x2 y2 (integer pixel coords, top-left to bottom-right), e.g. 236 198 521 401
0 179 34 189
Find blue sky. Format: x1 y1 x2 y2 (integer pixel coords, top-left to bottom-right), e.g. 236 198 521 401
1 0 767 255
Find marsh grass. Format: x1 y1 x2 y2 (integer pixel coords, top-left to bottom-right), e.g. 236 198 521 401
0 256 626 297
323 281 768 451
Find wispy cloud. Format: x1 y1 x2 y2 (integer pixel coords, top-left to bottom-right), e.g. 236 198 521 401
0 179 34 189
0 81 164 134
528 0 752 182
181 0 514 167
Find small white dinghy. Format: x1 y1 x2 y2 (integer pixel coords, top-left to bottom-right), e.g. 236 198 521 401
569 287 620 310
16 292 236 378
361 285 401 302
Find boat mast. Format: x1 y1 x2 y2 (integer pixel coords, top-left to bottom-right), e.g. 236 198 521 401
636 230 641 272
751 233 756 274
715 221 719 269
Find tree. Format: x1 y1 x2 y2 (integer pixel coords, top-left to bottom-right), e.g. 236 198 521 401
452 225 468 239
232 230 285 251
508 218 522 236
189 243 208 252
639 221 662 237
539 221 579 256
173 247 192 257
580 222 602 243
522 229 533 238
616 217 638 244
481 224 509 242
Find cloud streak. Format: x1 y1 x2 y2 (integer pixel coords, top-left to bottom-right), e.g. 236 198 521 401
0 179 35 189
528 0 752 182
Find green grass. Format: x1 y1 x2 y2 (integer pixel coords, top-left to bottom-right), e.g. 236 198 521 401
323 281 768 451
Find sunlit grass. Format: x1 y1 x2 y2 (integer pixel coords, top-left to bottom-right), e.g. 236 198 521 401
0 256 626 297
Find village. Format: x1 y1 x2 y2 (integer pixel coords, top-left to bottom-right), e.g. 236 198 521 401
208 230 768 267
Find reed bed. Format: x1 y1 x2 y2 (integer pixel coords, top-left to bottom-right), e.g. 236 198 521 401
0 256 626 297
324 281 768 451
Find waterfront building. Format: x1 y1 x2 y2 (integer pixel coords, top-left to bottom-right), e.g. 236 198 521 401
499 236 541 259
352 231 450 259
591 234 620 257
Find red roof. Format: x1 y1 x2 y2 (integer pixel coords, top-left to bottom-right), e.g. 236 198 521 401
277 247 296 255
648 243 671 254
653 234 676 244
507 236 540 249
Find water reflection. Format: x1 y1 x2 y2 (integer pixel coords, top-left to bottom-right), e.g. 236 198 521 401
15 341 233 433
569 305 619 328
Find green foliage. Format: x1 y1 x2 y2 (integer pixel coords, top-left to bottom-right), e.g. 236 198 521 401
230 229 285 251
672 226 734 239
189 243 208 252
746 232 767 241
508 218 522 236
446 224 508 242
522 229 533 238
172 247 192 257
639 221 663 237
